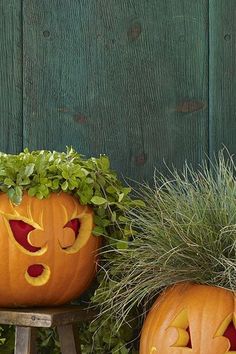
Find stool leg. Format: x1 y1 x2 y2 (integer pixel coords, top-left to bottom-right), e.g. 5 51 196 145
57 324 81 354
14 326 37 354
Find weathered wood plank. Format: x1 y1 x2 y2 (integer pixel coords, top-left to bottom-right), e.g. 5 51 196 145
23 0 208 182
57 324 81 354
209 1 236 157
0 0 22 153
15 326 37 354
0 306 96 327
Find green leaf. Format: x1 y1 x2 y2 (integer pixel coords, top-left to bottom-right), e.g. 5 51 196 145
61 181 68 191
80 168 89 176
118 193 125 202
118 215 129 223
97 176 106 187
62 170 70 179
91 196 107 205
111 211 117 222
28 187 37 197
4 178 14 186
52 179 59 189
15 186 22 196
116 240 128 250
11 194 22 205
24 163 35 177
132 199 146 207
122 187 132 195
85 177 94 184
100 156 110 170
36 191 44 199
93 226 104 236
106 185 117 194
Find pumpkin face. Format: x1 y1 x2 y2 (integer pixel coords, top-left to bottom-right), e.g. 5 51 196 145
140 283 236 354
0 192 101 306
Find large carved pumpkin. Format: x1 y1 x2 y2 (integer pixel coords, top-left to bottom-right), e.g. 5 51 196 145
140 283 236 354
0 192 101 306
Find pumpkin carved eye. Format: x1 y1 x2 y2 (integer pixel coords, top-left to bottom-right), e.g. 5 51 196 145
168 309 192 349
9 220 40 253
64 218 80 235
224 321 236 350
60 218 81 249
215 315 236 352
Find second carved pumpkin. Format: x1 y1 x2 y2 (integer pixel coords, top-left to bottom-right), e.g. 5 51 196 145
140 283 236 354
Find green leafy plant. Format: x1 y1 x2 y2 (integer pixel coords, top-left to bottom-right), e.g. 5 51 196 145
95 151 236 339
0 147 143 353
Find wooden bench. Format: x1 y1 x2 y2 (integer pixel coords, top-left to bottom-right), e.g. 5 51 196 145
0 306 96 354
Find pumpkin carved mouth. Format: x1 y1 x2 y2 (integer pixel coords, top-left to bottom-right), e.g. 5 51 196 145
27 264 45 277
25 263 50 286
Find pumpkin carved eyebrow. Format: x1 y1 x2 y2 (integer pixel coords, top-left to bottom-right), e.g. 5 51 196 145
9 220 41 253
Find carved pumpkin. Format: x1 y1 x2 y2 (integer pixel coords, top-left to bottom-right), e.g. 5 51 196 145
0 192 101 306
140 283 236 354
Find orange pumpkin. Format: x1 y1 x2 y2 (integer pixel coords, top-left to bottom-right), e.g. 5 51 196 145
0 192 101 306
140 283 236 354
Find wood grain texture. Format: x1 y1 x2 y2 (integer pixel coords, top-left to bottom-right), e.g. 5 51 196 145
57 324 81 354
0 0 22 153
0 306 96 327
209 1 236 157
23 0 209 182
15 326 37 354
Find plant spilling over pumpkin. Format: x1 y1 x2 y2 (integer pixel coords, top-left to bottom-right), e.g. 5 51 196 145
0 147 142 235
0 147 143 353
95 151 236 353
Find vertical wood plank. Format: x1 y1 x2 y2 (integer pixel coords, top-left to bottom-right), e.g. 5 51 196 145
23 0 208 182
57 324 81 354
15 326 37 354
209 0 236 157
0 0 23 153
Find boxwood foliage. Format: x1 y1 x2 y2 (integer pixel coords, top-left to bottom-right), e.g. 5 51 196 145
0 147 143 353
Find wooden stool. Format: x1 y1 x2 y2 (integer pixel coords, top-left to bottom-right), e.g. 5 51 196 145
0 306 96 354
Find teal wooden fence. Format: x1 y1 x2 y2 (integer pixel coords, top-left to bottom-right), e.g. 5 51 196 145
0 1 235 182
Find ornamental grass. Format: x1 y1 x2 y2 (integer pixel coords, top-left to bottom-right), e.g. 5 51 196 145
95 151 236 334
